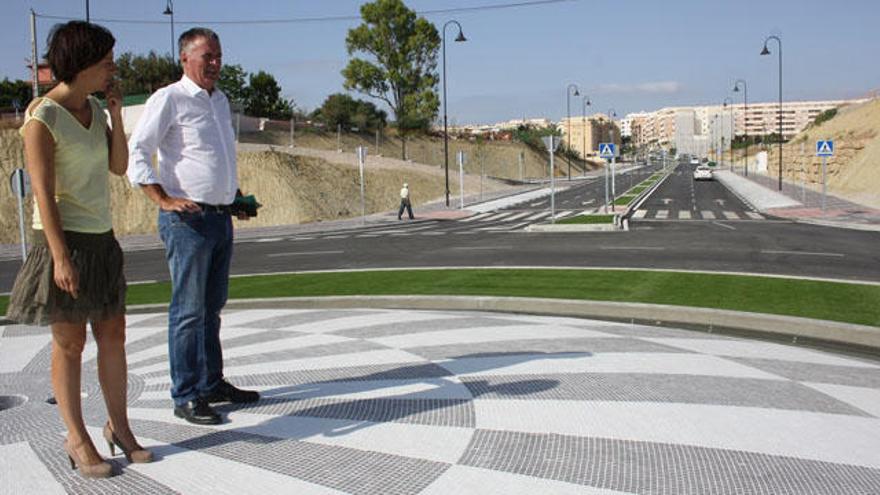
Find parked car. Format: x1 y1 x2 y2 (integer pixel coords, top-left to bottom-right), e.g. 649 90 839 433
690 157 700 165
693 165 713 181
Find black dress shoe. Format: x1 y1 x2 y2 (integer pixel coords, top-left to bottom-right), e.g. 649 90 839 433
173 398 221 425
203 380 260 404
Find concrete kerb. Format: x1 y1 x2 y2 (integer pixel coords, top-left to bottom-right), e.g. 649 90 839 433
124 295 880 356
624 168 673 220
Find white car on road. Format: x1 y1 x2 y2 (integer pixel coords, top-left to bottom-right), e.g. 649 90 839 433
693 165 713 181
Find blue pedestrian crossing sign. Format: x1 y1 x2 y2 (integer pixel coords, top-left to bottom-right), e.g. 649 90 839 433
816 140 834 157
599 143 616 159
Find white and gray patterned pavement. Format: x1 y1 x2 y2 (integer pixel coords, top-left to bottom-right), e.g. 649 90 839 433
3 308 880 494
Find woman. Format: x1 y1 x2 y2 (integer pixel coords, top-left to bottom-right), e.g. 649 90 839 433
6 21 152 478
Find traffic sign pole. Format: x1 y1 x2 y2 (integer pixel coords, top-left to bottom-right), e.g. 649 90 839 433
357 146 366 225
458 150 465 209
816 139 833 214
10 168 29 261
550 138 556 223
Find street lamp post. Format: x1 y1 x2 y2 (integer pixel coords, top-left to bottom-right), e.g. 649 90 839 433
85 0 90 22
442 20 466 207
582 95 591 176
761 35 783 191
733 79 748 176
566 83 580 181
163 0 175 66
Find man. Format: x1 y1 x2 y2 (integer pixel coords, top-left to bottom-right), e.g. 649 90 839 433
398 182 414 220
128 28 259 425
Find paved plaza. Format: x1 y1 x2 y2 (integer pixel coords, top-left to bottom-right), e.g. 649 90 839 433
2 308 880 494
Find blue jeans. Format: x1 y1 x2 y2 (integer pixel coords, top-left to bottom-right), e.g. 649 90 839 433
158 209 233 406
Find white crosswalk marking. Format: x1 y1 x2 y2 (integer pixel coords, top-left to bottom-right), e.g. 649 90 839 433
481 212 517 222
701 211 716 219
503 211 534 222
525 212 551 221
678 210 692 219
554 210 575 219
724 211 738 219
460 212 493 223
746 211 764 220
655 209 669 219
632 210 647 219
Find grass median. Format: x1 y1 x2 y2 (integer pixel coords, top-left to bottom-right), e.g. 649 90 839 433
4 268 875 326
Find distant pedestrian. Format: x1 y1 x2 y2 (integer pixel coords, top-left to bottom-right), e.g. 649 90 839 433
398 182 414 220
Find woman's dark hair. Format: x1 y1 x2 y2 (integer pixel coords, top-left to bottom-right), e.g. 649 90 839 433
44 21 115 84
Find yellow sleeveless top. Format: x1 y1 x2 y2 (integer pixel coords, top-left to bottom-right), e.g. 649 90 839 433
20 96 112 233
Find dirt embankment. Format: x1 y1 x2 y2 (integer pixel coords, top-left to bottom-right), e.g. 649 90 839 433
241 129 602 180
0 128 517 243
759 98 880 209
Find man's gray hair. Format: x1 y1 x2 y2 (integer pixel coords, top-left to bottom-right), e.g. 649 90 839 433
178 27 220 55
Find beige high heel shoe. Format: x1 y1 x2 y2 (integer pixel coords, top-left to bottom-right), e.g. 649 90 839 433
64 440 113 478
103 422 153 463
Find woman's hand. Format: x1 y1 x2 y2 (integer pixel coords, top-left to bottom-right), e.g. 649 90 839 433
53 255 79 299
105 78 123 118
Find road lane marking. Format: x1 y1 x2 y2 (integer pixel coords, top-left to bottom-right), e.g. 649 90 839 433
599 246 665 251
267 250 344 258
712 221 736 231
761 250 844 258
451 246 514 251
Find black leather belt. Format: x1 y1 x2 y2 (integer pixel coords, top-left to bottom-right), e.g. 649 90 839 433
195 202 232 214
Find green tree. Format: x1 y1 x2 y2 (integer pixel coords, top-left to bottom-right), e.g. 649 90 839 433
115 51 180 95
342 0 440 158
218 64 250 109
246 70 293 120
313 93 387 131
0 78 31 108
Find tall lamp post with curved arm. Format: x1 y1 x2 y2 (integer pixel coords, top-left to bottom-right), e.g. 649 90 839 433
722 97 734 170
442 20 467 207
733 79 748 176
581 95 591 175
761 35 783 190
163 0 175 66
566 83 580 181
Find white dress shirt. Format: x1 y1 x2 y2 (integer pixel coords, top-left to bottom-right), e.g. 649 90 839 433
127 75 238 205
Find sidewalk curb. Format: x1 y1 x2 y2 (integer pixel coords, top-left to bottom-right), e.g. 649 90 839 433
124 295 880 356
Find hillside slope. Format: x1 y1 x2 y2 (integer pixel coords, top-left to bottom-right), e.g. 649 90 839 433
762 98 880 208
0 129 515 243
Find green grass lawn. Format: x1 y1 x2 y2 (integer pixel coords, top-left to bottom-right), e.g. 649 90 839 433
4 269 873 326
556 214 616 224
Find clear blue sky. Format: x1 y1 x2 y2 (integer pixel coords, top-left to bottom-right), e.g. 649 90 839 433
3 0 878 124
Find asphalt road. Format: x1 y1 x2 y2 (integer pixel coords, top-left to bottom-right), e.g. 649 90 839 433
636 161 757 221
2 160 879 292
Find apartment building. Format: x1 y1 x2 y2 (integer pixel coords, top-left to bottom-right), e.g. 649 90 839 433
629 98 867 153
559 114 621 158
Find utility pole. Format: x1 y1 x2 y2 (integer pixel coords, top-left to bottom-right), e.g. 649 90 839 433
30 10 39 99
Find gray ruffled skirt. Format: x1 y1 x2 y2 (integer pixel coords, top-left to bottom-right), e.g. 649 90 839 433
5 230 126 326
